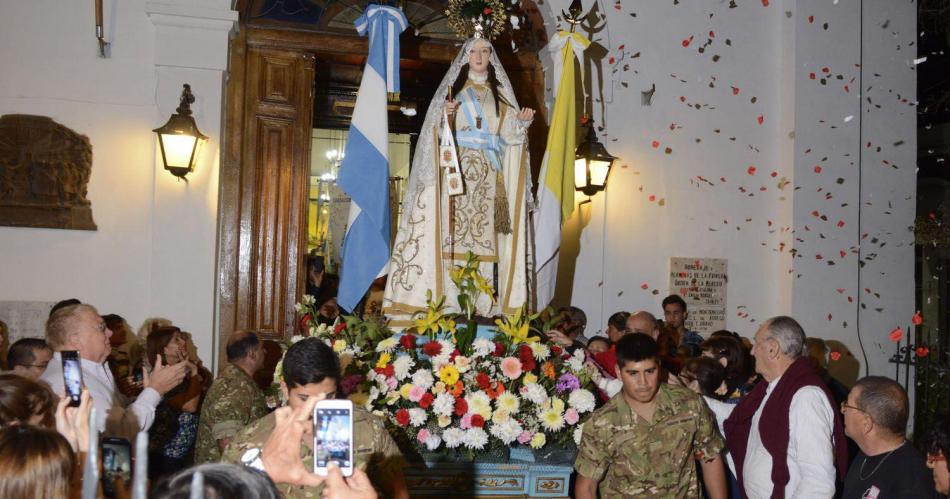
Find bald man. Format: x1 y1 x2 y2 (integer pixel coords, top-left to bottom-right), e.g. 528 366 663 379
195 331 268 463
626 311 659 339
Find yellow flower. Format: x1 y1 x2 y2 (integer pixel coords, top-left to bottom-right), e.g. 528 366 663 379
523 373 538 385
438 415 452 427
399 383 413 400
438 365 460 386
540 407 565 431
473 273 497 303
385 391 400 405
496 392 520 413
333 339 347 353
530 432 547 449
376 352 392 369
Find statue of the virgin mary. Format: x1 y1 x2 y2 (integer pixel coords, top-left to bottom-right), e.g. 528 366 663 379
383 32 535 327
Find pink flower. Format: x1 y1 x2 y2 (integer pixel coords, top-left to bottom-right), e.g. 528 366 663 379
417 428 431 443
409 385 425 402
386 377 398 390
461 413 474 429
500 357 523 380
517 431 532 445
565 408 580 425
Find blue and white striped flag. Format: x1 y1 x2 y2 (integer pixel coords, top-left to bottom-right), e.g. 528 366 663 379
336 5 408 312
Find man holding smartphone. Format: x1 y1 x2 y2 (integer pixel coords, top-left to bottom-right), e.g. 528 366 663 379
39 304 188 439
221 338 408 499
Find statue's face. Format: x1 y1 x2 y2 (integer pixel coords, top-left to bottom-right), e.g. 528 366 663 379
468 40 492 75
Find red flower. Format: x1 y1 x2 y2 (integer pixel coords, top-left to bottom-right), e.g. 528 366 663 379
449 348 461 362
912 311 923 326
518 345 536 371
476 372 491 390
419 392 434 409
483 7 492 15
400 335 417 350
494 342 506 357
830 351 841 361
454 398 468 416
917 346 930 358
471 414 485 428
551 345 563 357
376 365 394 378
395 409 410 426
423 341 442 357
333 322 346 335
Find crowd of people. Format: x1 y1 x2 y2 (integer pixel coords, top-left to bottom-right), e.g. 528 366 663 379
0 294 948 498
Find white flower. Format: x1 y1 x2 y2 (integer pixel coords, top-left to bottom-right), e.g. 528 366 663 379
465 392 493 419
411 369 434 390
568 389 596 414
529 342 550 361
430 340 455 367
454 355 472 373
522 383 548 405
489 419 524 444
376 337 398 353
433 392 456 417
438 415 452 427
301 294 316 306
368 386 380 403
462 427 489 449
408 408 427 427
539 406 565 432
289 335 307 344
393 355 415 381
567 349 586 371
495 392 520 414
573 423 584 445
491 409 510 424
424 433 442 451
443 427 465 448
472 338 494 358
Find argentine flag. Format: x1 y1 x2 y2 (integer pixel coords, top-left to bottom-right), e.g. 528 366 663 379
337 5 408 312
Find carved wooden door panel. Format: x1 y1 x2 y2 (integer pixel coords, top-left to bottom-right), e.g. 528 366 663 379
218 38 314 361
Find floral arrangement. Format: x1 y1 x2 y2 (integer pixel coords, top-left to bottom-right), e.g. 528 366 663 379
292 254 599 455
446 0 508 40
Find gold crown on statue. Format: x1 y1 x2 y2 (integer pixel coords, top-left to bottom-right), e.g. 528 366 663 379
445 0 508 40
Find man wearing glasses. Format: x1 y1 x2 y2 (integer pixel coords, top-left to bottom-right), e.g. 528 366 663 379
840 376 935 498
723 316 849 498
6 338 52 380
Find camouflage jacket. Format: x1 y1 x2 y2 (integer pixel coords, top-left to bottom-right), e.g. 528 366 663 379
194 364 269 463
220 406 405 498
575 384 725 498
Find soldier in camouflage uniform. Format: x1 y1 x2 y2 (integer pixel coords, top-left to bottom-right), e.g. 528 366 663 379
575 334 727 499
221 337 408 499
195 331 268 463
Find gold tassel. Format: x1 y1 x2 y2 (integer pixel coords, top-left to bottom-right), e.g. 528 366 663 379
494 170 511 235
388 91 400 103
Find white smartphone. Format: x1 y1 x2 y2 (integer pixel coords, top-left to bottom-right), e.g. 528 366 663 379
313 399 354 477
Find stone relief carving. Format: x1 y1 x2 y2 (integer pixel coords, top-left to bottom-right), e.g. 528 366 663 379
0 114 97 230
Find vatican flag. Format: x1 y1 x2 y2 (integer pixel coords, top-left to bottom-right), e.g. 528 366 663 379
534 31 590 309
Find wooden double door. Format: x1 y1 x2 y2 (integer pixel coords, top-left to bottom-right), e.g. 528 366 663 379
215 24 546 366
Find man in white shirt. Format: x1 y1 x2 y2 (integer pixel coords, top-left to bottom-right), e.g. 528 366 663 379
40 303 187 439
723 316 848 499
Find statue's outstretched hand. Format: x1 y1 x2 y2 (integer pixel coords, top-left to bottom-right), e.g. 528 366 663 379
517 107 535 122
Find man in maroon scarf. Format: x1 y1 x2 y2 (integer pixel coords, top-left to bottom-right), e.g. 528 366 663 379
723 316 848 498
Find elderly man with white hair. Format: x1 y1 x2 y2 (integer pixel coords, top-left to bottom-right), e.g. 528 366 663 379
723 316 849 498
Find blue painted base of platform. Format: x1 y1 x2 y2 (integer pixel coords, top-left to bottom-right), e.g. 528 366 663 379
404 460 573 497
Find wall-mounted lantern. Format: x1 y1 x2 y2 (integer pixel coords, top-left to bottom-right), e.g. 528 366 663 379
153 84 207 180
574 119 617 196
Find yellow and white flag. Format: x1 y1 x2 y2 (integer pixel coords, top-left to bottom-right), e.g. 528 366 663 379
534 31 589 309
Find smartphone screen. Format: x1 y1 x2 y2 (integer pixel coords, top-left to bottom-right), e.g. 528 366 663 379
314 404 353 474
61 351 83 407
101 438 132 498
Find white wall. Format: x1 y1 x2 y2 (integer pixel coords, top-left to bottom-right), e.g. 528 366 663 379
540 0 916 379
0 0 236 369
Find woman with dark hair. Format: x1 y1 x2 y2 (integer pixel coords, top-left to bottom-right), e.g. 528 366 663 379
145 326 210 480
0 425 76 499
605 311 630 343
700 335 756 403
928 415 950 495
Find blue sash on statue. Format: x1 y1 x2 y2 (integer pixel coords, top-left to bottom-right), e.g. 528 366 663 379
455 87 506 171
